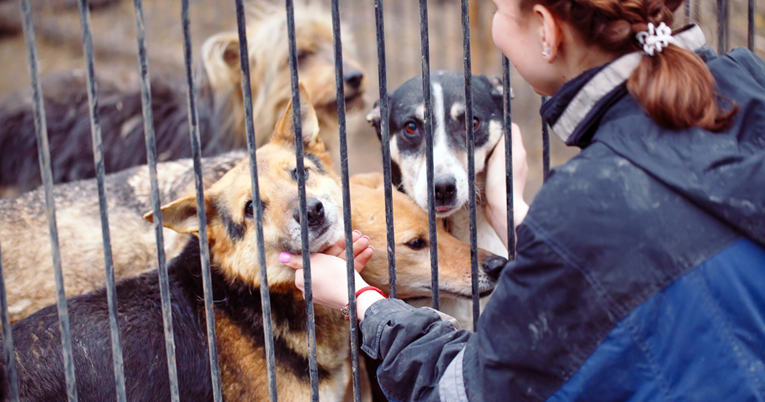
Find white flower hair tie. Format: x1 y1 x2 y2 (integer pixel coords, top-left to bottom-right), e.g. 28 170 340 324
636 22 676 56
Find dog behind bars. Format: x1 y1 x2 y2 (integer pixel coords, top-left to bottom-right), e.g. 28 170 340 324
0 87 356 402
0 0 365 198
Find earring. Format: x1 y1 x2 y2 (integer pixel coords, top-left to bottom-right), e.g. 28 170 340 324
542 49 551 59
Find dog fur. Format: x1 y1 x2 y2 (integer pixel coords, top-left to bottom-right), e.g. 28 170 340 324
0 85 355 402
0 0 365 197
0 165 506 324
367 70 510 330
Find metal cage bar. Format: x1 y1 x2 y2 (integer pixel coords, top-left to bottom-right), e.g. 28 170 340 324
73 0 127 400
19 1 79 400
329 0 363 400
419 0 439 311
503 56 516 259
374 0 397 300
461 0 480 331
718 0 728 54
749 0 756 51
232 1 278 400
0 243 19 402
542 96 550 182
179 0 224 400
130 0 182 399
284 1 321 399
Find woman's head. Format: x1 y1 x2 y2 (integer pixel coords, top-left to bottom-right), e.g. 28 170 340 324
492 0 736 131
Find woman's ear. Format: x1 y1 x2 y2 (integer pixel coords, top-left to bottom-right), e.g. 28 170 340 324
532 4 562 64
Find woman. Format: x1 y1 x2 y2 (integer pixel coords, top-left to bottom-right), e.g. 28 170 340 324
281 0 765 400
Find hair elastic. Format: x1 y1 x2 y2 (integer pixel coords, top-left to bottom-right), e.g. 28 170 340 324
636 22 676 56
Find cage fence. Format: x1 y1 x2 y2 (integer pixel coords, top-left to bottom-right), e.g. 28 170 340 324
0 0 757 401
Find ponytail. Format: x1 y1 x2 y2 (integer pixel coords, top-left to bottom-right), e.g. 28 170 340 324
520 0 737 131
628 44 737 131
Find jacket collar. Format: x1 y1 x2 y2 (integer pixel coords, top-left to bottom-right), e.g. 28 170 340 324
542 24 708 147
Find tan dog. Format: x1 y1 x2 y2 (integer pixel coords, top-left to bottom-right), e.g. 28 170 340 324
0 0 365 197
350 173 506 301
2 86 356 401
201 0 366 164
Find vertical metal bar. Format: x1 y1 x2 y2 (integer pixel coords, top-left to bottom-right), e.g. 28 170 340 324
542 96 550 182
179 0 223 400
232 2 278 401
419 0 439 311
717 0 727 54
374 0 397 299
131 0 181 400
685 0 691 24
285 1 320 399
329 0 361 400
73 0 127 400
502 56 515 259
0 243 19 402
461 0 479 330
749 0 755 51
19 1 78 400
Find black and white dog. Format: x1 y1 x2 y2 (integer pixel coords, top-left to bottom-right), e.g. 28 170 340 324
367 70 510 329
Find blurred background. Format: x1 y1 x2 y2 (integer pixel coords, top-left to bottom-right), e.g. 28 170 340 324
0 0 763 201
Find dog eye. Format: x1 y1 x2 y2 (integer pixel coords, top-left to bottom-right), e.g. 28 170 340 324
405 122 417 135
472 117 480 131
291 167 309 181
404 238 427 250
296 49 312 63
245 200 267 218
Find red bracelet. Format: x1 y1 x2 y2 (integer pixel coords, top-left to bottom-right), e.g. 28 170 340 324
356 286 388 300
343 286 387 321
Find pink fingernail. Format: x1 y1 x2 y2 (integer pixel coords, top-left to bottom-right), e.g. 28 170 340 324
353 230 361 235
362 235 370 241
279 252 291 263
369 246 375 252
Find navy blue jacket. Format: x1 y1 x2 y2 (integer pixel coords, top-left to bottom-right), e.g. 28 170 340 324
360 25 765 402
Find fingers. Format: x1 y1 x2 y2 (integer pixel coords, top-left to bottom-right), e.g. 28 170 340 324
323 230 362 257
350 235 371 259
353 246 374 273
280 252 303 270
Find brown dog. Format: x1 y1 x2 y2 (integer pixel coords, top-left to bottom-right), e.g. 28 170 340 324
0 0 365 197
2 86 355 401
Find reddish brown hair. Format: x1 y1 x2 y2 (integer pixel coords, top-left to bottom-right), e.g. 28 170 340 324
519 0 736 131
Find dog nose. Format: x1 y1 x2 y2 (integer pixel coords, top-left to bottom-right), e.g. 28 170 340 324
344 69 364 90
481 255 508 280
293 198 325 227
434 178 457 206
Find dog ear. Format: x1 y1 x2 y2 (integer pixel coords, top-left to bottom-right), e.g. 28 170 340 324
272 83 323 153
201 32 244 91
366 99 382 140
487 76 514 100
144 195 210 235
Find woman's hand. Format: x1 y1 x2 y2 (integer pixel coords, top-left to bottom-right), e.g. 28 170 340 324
281 231 381 320
485 123 529 249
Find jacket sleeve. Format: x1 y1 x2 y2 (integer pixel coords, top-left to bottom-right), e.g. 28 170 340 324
360 298 473 402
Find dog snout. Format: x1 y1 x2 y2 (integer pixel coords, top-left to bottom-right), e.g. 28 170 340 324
434 177 457 210
292 198 326 228
481 255 508 280
344 69 364 90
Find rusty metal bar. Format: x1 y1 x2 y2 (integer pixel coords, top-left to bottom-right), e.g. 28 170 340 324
73 0 127 399
19 0 78 400
285 0 320 399
180 0 223 400
232 0 278 400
